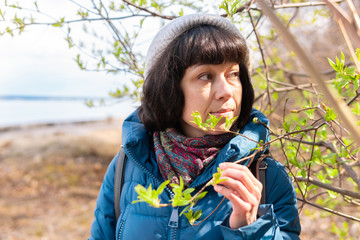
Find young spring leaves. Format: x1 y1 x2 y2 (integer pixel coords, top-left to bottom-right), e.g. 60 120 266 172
132 180 170 208
183 209 203 225
190 111 238 131
170 177 195 207
132 168 226 225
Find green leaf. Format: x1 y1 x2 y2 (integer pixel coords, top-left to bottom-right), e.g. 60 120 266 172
353 78 359 91
328 58 337 71
0 9 5 21
207 113 222 130
282 121 290 132
183 209 202 225
85 100 94 107
132 180 169 208
273 91 278 101
170 177 193 207
225 116 237 130
194 191 208 201
52 17 65 27
210 167 227 186
157 180 169 195
324 107 337 121
193 210 202 221
190 111 207 131
326 190 338 199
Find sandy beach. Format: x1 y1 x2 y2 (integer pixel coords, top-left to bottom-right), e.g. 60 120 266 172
0 119 359 239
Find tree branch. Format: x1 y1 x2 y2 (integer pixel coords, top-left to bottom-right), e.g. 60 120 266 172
122 0 175 20
249 11 272 108
273 0 344 9
296 176 360 199
297 198 360 222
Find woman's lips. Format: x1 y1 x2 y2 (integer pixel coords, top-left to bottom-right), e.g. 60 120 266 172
210 109 233 117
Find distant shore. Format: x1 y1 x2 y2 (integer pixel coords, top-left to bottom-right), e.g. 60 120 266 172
0 117 122 133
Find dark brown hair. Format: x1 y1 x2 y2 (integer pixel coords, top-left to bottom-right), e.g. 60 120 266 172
139 25 254 133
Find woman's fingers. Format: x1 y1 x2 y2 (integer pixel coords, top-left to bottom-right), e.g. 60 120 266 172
214 184 251 208
218 162 262 200
213 162 263 228
216 176 261 203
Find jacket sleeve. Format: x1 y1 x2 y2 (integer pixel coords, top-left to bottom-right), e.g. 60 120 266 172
89 155 118 240
220 159 301 239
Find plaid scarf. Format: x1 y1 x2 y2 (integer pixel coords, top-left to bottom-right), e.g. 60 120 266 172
153 128 234 187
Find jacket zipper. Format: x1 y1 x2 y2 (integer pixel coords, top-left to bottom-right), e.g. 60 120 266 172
117 219 125 240
117 204 130 240
121 147 176 240
168 207 179 240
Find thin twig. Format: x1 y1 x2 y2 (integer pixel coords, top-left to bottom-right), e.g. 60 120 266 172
192 197 226 226
249 11 272 108
297 198 360 222
296 177 360 199
273 0 344 9
122 0 175 20
347 91 360 106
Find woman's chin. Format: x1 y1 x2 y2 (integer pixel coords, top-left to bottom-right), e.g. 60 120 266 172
206 126 229 135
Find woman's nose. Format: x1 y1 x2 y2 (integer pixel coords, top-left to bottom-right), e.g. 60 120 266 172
214 75 232 100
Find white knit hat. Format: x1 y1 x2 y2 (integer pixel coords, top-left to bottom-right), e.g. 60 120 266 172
144 14 249 79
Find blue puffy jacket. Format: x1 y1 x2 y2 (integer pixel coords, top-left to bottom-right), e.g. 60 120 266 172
89 109 301 240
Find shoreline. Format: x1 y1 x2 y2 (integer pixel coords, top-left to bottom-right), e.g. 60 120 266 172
0 117 124 144
0 117 123 133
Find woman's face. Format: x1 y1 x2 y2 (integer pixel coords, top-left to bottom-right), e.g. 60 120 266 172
180 62 242 137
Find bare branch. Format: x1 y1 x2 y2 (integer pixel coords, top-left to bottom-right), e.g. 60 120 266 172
122 0 175 20
272 0 343 9
297 198 360 222
296 176 360 199
249 11 272 107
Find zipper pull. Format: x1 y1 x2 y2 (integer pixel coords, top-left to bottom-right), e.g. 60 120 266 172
168 207 179 228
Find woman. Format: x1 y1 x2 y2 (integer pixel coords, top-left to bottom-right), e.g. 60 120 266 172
89 14 301 239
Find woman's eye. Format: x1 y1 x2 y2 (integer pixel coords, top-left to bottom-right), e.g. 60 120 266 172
228 71 239 81
198 73 212 81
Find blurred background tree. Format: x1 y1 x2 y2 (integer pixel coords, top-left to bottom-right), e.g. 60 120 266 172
1 0 360 238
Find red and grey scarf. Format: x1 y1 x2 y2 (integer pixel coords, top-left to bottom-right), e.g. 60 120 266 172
153 128 234 187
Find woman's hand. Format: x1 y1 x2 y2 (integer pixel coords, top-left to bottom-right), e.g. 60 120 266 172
213 162 262 229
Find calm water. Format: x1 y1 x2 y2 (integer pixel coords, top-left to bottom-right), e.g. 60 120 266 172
0 99 136 127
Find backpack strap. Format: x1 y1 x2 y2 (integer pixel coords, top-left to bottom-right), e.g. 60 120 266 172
249 155 268 204
114 146 127 220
